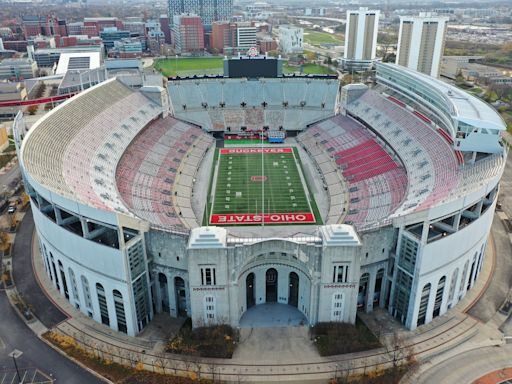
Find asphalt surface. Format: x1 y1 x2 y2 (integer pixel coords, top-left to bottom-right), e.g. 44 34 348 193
412 344 512 384
0 290 104 383
12 209 68 328
0 163 21 193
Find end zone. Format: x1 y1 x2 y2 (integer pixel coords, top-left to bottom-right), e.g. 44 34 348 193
220 147 293 155
210 212 316 225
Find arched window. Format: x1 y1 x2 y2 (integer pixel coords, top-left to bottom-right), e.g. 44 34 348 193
448 268 458 304
58 260 69 300
358 273 370 310
96 283 109 326
81 275 92 310
68 268 79 301
374 268 385 305
417 283 431 326
113 290 127 333
433 276 446 318
460 261 469 298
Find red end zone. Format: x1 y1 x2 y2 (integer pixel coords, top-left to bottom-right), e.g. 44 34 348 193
220 147 293 155
210 212 316 225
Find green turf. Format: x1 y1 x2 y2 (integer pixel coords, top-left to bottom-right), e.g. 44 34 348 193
153 57 224 77
206 148 321 225
303 30 343 46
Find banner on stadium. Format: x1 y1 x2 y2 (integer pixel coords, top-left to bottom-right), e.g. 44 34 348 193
210 212 315 224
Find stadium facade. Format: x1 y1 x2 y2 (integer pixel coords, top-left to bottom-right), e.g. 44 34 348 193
14 62 506 337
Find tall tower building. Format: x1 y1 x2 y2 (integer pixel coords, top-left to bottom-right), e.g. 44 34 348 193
168 0 233 26
342 7 380 72
396 13 448 78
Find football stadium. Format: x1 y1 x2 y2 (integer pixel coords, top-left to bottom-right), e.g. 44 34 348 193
13 56 507 336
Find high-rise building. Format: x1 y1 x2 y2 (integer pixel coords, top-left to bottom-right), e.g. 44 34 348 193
236 23 257 51
342 7 380 72
278 25 303 54
396 13 448 78
168 0 233 26
210 21 237 53
172 14 205 54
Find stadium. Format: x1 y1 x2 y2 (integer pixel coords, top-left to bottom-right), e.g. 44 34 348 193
13 57 506 337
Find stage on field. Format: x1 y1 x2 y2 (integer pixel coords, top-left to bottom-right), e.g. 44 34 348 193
206 147 321 226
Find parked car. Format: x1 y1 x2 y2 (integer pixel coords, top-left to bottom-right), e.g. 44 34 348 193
7 206 16 214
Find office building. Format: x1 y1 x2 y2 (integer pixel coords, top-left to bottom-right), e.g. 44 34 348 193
236 23 257 51
396 13 449 78
278 25 303 54
342 7 379 72
172 14 205 54
168 0 233 26
0 58 38 80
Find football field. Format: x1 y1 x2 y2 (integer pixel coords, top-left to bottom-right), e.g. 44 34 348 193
206 147 321 225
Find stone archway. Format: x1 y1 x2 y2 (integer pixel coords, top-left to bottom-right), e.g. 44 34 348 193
174 276 187 316
265 268 278 303
246 272 255 309
288 272 299 308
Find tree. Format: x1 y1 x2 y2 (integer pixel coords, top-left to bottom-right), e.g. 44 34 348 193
455 70 465 86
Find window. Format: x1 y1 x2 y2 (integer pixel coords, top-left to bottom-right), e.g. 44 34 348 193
204 295 216 323
201 267 216 286
331 293 343 321
332 264 349 283
81 275 92 309
113 290 127 334
96 283 110 326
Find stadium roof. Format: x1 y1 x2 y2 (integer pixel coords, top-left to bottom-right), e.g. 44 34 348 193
378 63 506 131
21 78 161 213
55 52 101 75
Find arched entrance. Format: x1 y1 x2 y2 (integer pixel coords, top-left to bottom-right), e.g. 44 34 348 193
174 277 187 316
246 273 255 309
265 268 278 303
288 272 299 307
158 273 169 312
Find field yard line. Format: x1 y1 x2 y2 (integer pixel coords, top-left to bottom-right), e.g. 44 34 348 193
292 149 315 217
209 150 221 223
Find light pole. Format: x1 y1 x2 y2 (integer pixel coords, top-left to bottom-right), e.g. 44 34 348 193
8 349 23 384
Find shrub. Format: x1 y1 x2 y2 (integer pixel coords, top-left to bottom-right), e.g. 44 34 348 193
167 320 238 358
312 319 381 356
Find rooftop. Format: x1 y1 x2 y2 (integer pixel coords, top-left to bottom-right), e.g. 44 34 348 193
378 63 506 131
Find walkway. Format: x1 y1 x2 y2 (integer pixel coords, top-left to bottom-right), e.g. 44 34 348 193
239 303 308 328
11 209 68 328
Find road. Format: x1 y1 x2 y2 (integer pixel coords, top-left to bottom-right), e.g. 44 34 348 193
410 345 512 384
0 163 21 195
0 163 103 382
0 289 104 383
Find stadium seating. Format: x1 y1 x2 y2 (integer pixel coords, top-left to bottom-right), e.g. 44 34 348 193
298 113 408 229
345 90 461 214
168 78 339 131
116 116 214 230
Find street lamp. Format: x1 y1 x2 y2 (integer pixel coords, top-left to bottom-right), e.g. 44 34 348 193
8 349 23 384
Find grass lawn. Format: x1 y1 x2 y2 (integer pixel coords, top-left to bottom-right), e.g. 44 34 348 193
153 57 223 77
303 29 343 46
206 147 321 226
283 63 336 75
